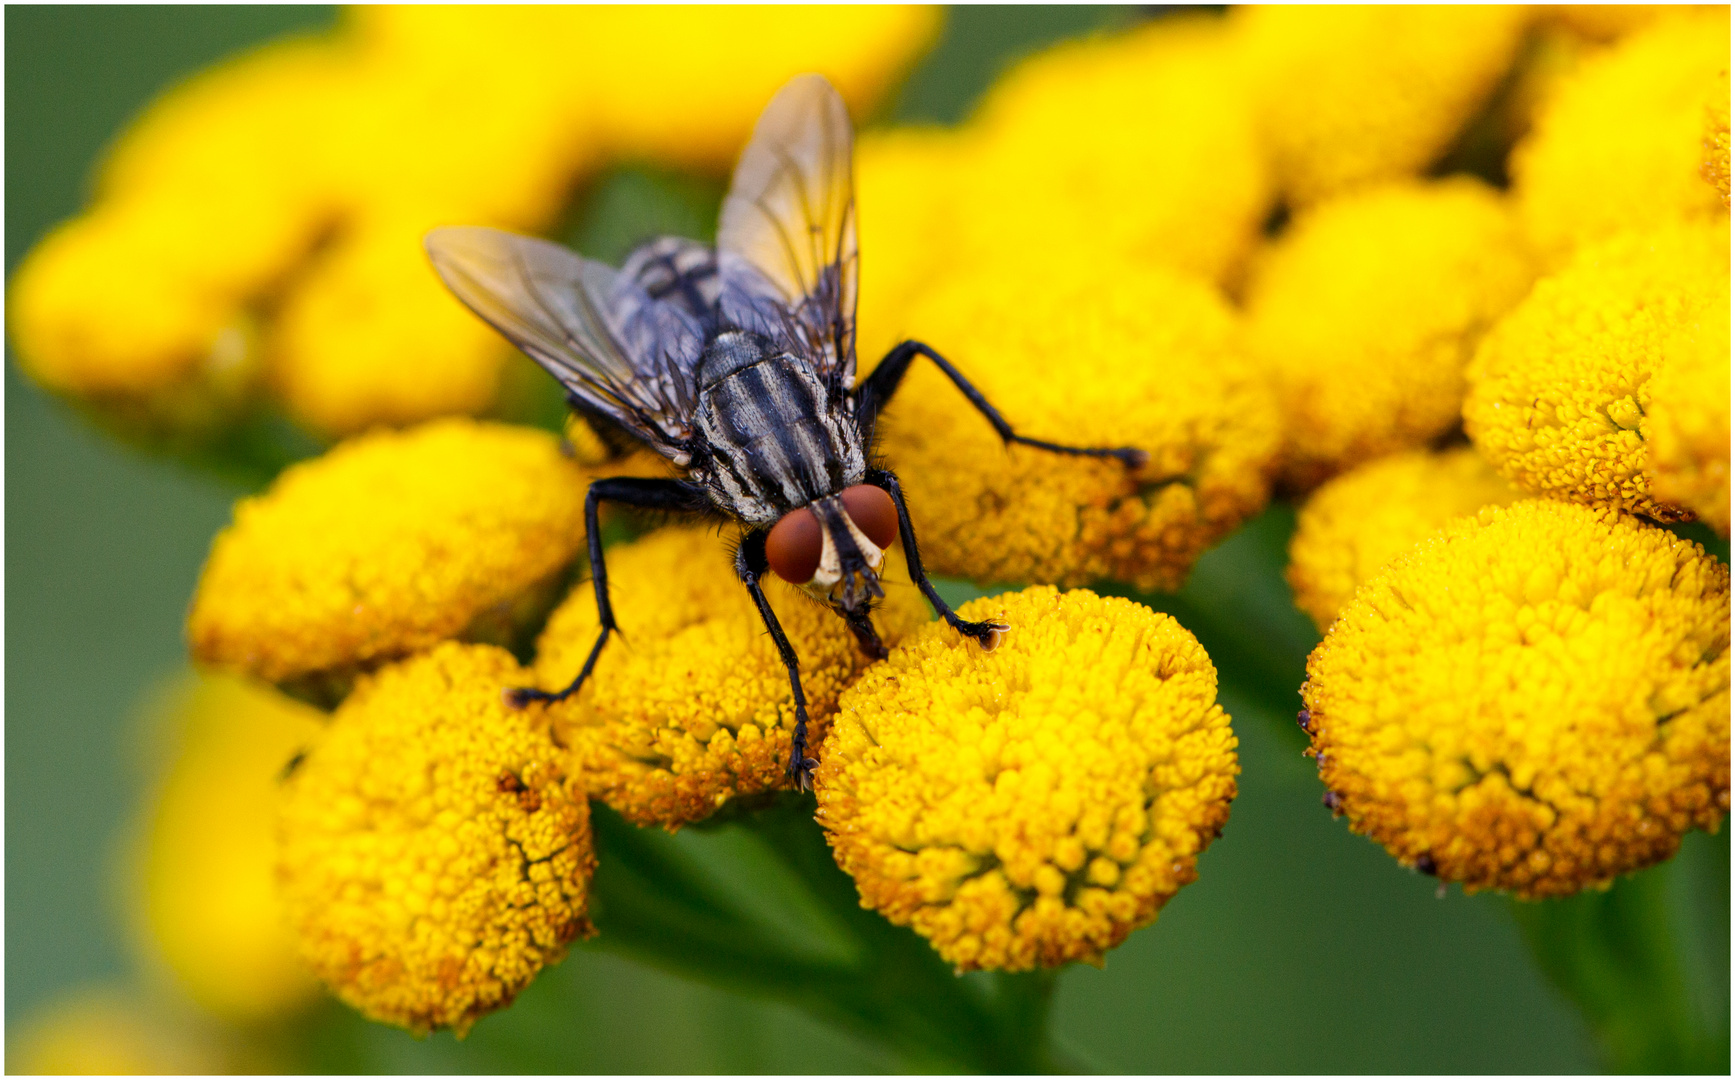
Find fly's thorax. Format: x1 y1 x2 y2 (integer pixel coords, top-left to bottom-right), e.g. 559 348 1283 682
692 340 865 524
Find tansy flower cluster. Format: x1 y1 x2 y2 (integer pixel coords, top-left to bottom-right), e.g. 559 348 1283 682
7 7 939 441
25 4 1728 1045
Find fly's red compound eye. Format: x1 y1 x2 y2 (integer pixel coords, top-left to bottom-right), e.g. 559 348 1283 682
841 484 898 551
765 507 823 584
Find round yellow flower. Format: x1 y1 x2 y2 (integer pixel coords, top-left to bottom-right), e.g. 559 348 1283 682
1234 5 1529 206
265 211 519 438
133 672 325 1023
1648 302 1732 534
878 253 1278 593
1287 447 1520 631
963 14 1270 287
1243 178 1534 491
188 419 588 697
1303 500 1730 898
1464 218 1730 520
1511 9 1730 265
817 586 1238 971
278 642 594 1035
535 527 932 828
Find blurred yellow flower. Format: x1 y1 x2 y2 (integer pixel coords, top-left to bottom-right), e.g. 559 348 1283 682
1287 447 1520 632
1243 177 1534 492
132 673 324 1024
188 419 587 697
7 6 938 439
1234 5 1528 206
278 642 594 1035
537 527 932 829
1511 8 1730 265
878 252 1278 593
1704 66 1731 208
817 587 1238 972
1303 500 1729 898
964 14 1270 286
1647 302 1732 535
7 989 227 1075
1464 218 1730 521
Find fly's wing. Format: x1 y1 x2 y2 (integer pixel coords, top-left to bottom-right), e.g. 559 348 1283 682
716 74 858 387
425 226 700 453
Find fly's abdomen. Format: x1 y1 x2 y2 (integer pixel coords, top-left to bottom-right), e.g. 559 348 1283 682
695 354 863 522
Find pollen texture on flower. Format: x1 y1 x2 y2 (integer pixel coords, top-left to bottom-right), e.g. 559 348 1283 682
1234 5 1528 206
277 643 594 1035
1243 178 1534 492
1511 8 1730 265
1287 447 1520 632
1304 500 1730 899
877 253 1279 593
188 419 587 695
816 586 1238 972
137 672 324 1024
1647 301 1732 535
536 527 933 828
1464 218 1730 520
1705 66 1731 207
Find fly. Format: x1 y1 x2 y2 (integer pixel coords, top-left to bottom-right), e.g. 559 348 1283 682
426 75 1145 792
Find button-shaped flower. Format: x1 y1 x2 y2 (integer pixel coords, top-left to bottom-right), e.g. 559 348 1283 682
1243 177 1534 491
1465 218 1729 521
535 526 933 829
1303 499 1729 898
817 587 1238 971
878 253 1279 593
188 418 589 700
1287 447 1520 631
278 642 594 1034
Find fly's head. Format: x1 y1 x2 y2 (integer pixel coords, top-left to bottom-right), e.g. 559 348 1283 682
764 486 899 615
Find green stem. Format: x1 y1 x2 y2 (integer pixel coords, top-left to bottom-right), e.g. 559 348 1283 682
1509 853 1730 1073
586 797 1072 1072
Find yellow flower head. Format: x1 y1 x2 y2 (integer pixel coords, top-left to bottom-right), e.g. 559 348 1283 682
1234 5 1529 206
278 642 594 1035
1244 178 1535 491
816 587 1238 972
7 989 226 1076
535 527 932 828
877 253 1279 593
1287 447 1520 632
133 672 324 1024
1647 301 1732 535
1512 8 1730 265
188 419 587 696
963 14 1270 286
1705 66 1731 208
1303 499 1730 898
265 211 519 437
1464 218 1730 520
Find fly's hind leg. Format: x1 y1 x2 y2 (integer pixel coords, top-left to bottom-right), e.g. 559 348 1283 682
854 339 1149 468
507 476 708 709
736 531 820 791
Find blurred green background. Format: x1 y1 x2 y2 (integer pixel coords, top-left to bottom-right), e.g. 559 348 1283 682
6 6 1726 1073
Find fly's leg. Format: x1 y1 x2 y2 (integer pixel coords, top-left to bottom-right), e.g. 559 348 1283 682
864 467 1008 651
855 339 1149 467
736 532 819 791
507 477 708 708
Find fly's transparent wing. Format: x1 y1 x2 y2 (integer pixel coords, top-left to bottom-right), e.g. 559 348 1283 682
716 74 858 385
425 226 699 451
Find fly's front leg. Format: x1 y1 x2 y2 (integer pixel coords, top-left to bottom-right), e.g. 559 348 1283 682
864 467 1008 651
507 477 707 708
855 339 1148 468
736 532 820 791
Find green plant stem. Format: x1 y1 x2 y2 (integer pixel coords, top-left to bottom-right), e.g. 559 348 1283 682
1509 854 1730 1073
586 797 1073 1073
